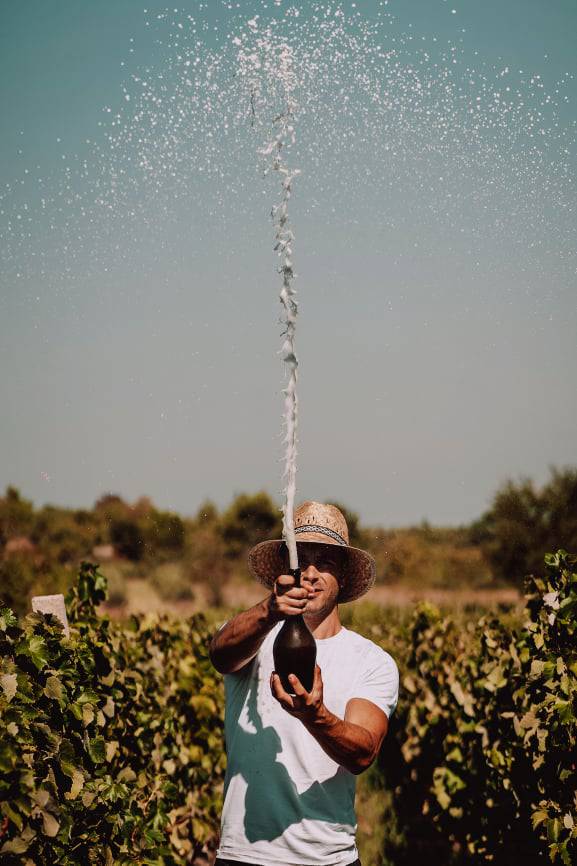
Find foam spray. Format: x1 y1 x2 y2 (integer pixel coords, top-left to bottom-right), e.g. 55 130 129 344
266 44 300 571
236 21 301 569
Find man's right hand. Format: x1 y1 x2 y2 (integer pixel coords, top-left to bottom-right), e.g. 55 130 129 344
267 574 312 622
210 575 313 675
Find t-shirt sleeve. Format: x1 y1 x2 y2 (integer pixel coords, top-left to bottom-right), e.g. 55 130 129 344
353 644 399 719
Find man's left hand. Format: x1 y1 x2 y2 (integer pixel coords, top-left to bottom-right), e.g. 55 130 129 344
270 664 324 721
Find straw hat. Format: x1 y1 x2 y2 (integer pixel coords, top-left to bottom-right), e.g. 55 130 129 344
248 501 376 603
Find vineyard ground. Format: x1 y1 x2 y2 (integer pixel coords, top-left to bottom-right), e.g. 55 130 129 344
102 575 521 619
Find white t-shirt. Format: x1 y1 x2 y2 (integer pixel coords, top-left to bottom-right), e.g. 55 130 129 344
216 623 399 866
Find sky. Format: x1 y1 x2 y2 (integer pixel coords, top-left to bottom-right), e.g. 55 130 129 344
1 0 576 527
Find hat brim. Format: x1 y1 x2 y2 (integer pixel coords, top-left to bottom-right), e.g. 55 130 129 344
247 538 376 603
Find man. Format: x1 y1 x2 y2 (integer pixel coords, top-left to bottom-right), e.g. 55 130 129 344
209 501 399 866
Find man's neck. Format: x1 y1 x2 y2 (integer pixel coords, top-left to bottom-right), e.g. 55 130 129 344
304 606 342 640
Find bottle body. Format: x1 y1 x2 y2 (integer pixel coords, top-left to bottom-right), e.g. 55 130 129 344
272 568 317 694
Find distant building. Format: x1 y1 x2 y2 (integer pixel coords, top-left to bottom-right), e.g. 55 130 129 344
4 536 36 556
91 544 116 562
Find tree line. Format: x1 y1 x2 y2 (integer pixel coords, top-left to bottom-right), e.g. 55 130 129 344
1 467 576 615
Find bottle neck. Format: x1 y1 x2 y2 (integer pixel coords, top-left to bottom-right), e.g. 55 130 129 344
289 566 301 587
282 567 306 628
289 567 305 625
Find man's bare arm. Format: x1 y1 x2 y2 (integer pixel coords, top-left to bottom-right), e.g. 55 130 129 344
270 666 389 774
209 575 311 675
209 597 276 674
303 698 388 775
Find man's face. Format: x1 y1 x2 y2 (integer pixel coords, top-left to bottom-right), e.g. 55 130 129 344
296 543 345 617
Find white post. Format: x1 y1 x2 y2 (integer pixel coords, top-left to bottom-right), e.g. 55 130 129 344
31 594 70 638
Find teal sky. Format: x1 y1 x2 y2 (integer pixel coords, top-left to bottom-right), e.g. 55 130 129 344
1 0 576 526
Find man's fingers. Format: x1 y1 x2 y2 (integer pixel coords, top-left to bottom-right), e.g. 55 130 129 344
288 673 308 697
276 582 307 600
274 579 309 615
312 664 323 698
287 588 309 600
270 672 295 709
276 577 308 599
282 595 308 610
275 574 295 596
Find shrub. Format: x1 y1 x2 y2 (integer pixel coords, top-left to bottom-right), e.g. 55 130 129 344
150 562 194 602
144 512 186 558
109 519 145 561
219 491 282 558
0 557 37 617
366 527 490 589
100 565 128 607
0 563 225 864
377 550 577 865
0 487 35 545
1 553 575 866
186 525 231 607
472 468 577 583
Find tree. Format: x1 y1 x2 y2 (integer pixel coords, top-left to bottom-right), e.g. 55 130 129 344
194 500 219 526
110 518 145 561
541 466 577 542
0 486 34 545
32 505 94 564
186 524 231 606
471 467 577 583
0 556 36 616
94 493 127 513
219 491 282 558
144 510 185 555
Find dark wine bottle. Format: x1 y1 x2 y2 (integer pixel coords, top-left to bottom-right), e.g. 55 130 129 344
273 567 317 694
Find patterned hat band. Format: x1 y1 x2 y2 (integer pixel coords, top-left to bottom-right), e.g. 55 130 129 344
248 501 376 603
294 524 347 546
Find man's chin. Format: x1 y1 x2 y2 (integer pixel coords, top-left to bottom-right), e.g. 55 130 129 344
305 597 335 618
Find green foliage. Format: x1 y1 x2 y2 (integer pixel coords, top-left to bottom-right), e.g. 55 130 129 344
0 563 225 864
150 562 194 602
0 556 37 617
0 553 69 618
1 553 575 865
185 523 231 607
194 500 219 525
472 467 577 583
33 503 98 563
6 477 572 614
365 525 491 589
144 512 186 556
109 518 145 561
375 550 577 865
100 565 128 607
219 491 282 558
0 487 35 545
